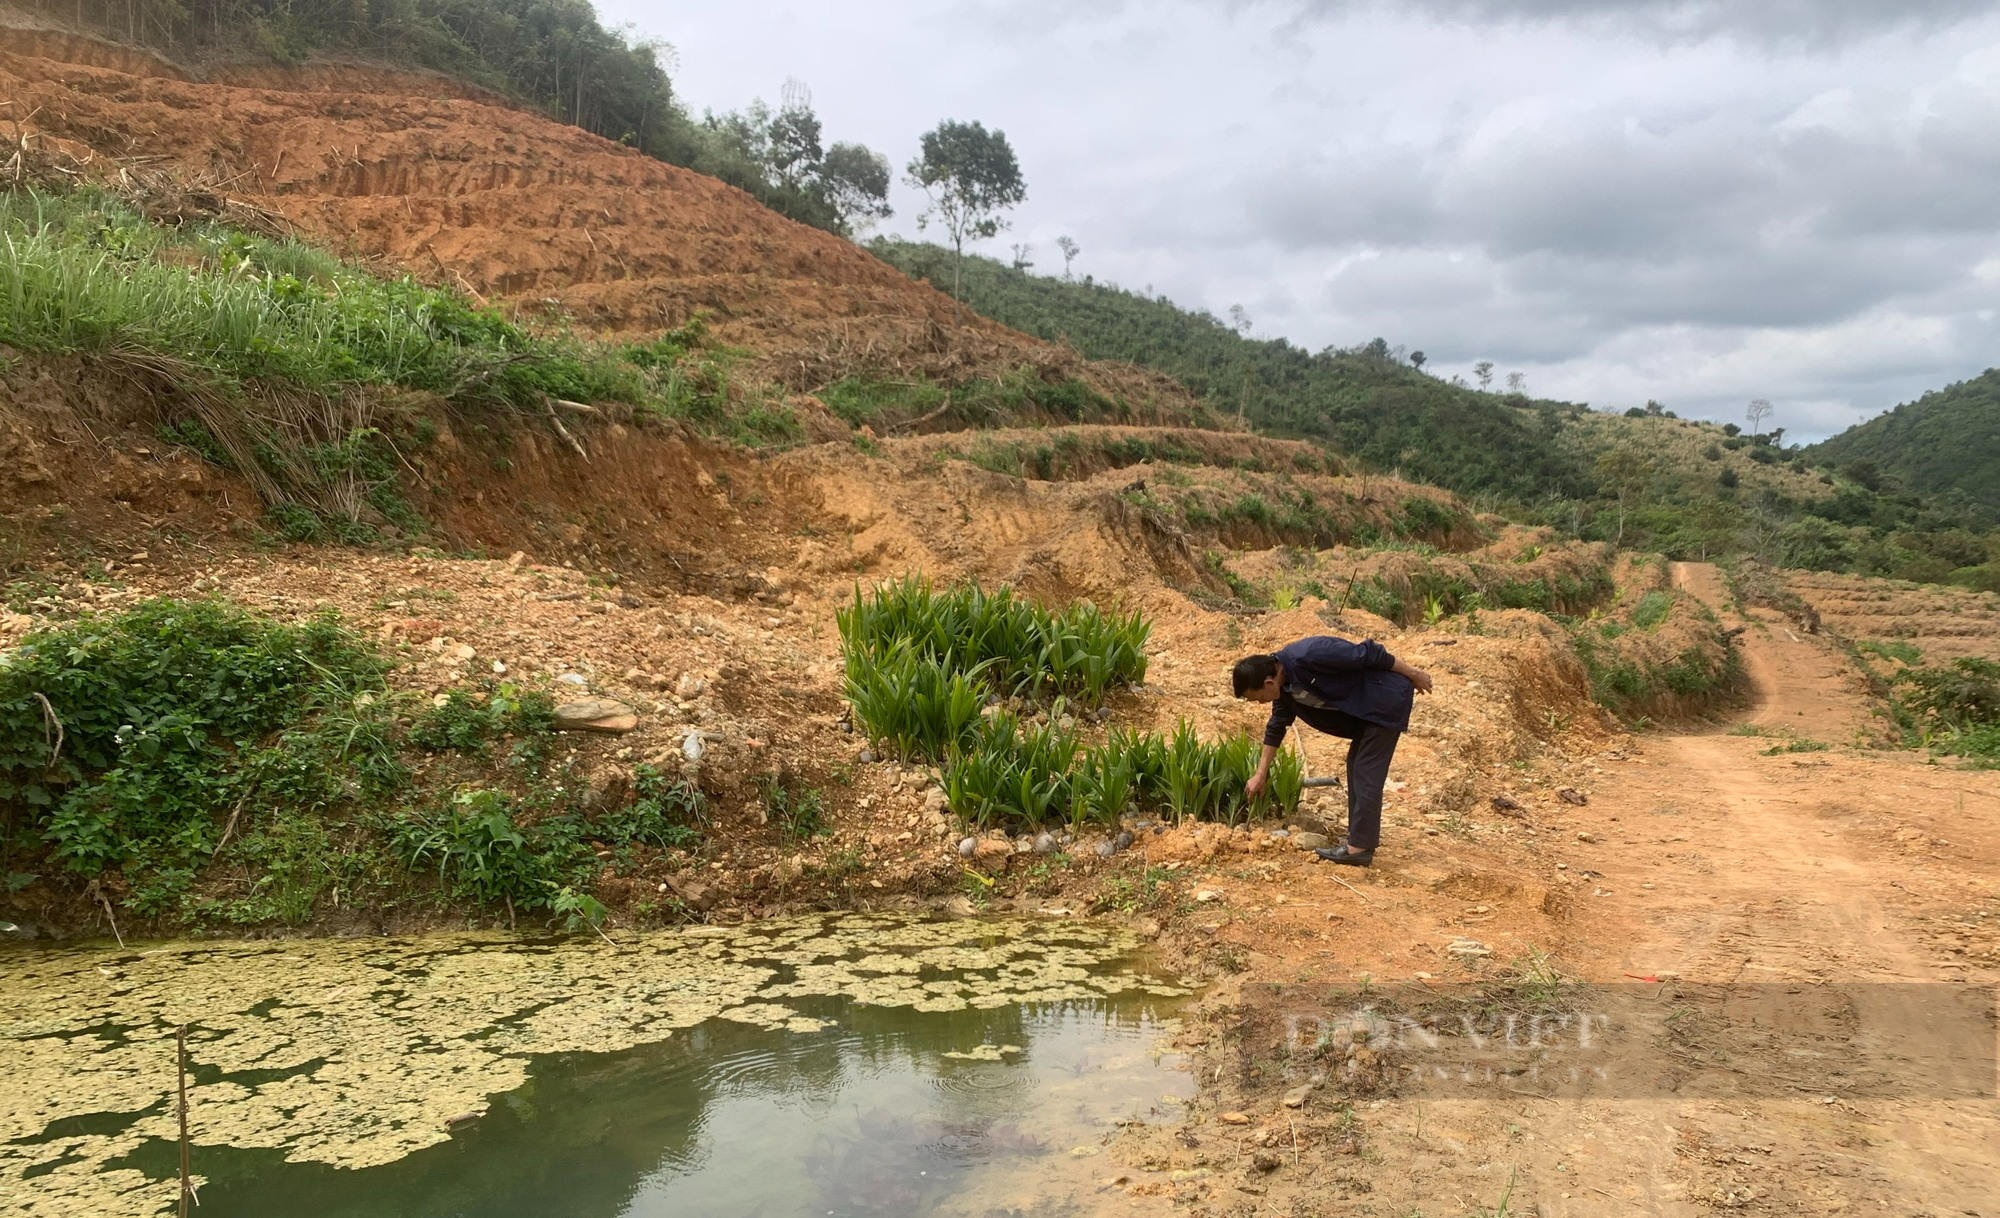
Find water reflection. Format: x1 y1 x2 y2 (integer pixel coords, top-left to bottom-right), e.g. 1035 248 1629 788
179 996 1187 1218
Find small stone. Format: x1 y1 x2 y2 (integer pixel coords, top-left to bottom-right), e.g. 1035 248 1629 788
1268 829 1290 840
663 874 716 911
1195 889 1223 903
858 748 878 764
1095 840 1118 858
1281 1084 1313 1109
553 698 638 733
681 735 705 762
1250 1151 1282 1173
1113 829 1135 851
675 673 707 699
556 672 588 687
958 837 979 858
1558 788 1590 806
1219 1111 1252 1126
974 839 1013 861
491 660 507 675
1576 831 1598 843
1034 832 1058 854
1446 938 1492 958
1293 832 1331 850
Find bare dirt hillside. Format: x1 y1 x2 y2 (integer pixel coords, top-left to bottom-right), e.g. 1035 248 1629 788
1787 570 2000 666
0 26 1187 403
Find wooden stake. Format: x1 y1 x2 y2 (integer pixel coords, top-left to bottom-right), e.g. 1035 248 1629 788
176 1025 194 1216
1327 873 1370 904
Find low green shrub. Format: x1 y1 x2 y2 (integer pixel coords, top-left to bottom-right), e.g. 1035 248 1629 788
759 771 828 840
408 684 557 754
0 186 643 409
942 710 1081 830
391 769 708 916
1894 658 2000 763
0 599 397 892
0 597 706 924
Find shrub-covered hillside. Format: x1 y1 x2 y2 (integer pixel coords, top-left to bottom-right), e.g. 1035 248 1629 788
1808 369 2000 525
871 240 2000 589
870 239 1593 503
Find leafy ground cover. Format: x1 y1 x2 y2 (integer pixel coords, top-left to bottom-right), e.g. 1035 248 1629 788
0 599 706 928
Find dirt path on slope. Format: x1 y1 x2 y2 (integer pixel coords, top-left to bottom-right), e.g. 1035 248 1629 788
1520 562 2000 1216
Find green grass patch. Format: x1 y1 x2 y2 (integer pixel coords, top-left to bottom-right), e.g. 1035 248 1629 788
1631 590 1673 630
0 186 640 407
1857 639 1924 666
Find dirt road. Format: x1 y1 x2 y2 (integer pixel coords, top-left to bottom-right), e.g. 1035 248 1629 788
1466 563 2000 1215
1168 562 1999 1217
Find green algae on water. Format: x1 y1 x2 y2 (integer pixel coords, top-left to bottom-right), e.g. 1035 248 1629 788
1 915 1184 1216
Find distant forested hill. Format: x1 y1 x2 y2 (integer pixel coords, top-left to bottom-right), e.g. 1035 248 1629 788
1809 370 2000 524
870 239 1592 503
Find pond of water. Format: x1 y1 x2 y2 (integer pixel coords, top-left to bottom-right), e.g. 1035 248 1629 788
2 915 1193 1217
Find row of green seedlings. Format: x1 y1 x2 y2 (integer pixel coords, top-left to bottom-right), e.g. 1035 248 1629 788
941 713 1306 831
838 577 1303 829
838 575 1151 736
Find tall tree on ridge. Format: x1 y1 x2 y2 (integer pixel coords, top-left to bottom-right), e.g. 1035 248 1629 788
906 119 1026 317
1056 235 1080 279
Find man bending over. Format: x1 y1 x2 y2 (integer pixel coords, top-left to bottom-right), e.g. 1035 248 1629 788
1233 637 1433 866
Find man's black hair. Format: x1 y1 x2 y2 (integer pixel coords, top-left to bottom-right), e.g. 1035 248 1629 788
1231 654 1279 698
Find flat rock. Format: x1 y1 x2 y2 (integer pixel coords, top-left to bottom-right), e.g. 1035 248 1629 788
1281 1084 1313 1109
554 698 638 733
1219 1111 1251 1125
1292 832 1331 850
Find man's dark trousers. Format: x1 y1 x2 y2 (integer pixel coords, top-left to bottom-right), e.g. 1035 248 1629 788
1299 706 1400 851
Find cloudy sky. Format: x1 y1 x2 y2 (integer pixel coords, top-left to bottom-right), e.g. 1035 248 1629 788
596 0 2000 440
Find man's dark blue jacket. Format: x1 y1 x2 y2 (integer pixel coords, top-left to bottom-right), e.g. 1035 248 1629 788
1262 636 1413 746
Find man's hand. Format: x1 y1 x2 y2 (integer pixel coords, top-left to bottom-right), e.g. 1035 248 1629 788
1394 659 1435 694
1246 743 1279 798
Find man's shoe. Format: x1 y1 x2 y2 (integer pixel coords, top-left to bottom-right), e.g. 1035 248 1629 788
1314 845 1374 867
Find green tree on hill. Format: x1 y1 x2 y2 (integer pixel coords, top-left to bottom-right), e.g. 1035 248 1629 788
906 121 1027 310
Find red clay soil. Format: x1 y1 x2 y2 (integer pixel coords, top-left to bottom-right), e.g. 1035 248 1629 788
0 25 1188 405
